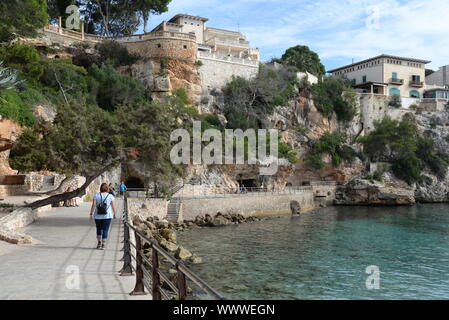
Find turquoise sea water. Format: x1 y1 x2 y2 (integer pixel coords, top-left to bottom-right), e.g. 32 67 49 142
177 205 449 300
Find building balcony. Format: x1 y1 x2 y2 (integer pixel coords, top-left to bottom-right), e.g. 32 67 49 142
389 78 404 85
410 80 424 88
205 37 250 49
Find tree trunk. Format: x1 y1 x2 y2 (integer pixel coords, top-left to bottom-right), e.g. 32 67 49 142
24 175 73 196
25 165 113 210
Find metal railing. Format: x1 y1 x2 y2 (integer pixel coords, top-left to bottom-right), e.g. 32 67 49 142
388 78 404 84
176 186 312 199
125 186 313 199
119 194 225 300
44 25 196 43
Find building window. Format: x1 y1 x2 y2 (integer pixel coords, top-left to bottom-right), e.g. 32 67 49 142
183 45 187 49
392 72 398 80
362 75 367 83
410 90 420 98
389 88 401 96
157 44 161 48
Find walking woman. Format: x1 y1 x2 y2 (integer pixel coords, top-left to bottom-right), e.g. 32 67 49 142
89 183 117 250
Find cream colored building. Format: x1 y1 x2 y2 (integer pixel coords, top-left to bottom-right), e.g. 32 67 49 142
328 54 430 98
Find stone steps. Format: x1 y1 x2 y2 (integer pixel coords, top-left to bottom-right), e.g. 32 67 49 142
166 199 182 222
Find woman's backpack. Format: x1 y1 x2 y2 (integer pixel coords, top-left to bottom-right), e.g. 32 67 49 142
97 193 110 215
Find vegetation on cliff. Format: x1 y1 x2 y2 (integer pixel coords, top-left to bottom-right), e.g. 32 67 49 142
0 0 48 42
277 45 326 77
311 76 358 122
223 65 299 131
306 132 357 169
359 117 449 184
0 39 183 207
48 0 172 36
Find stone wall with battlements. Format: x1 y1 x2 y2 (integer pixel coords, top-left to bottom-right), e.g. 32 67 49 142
121 37 197 62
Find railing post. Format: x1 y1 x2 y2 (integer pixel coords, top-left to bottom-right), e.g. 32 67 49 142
130 235 147 295
152 246 162 300
120 196 133 276
177 266 188 300
58 16 63 34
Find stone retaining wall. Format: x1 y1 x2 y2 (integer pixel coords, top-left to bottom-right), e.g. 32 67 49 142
0 204 52 244
0 185 27 197
179 192 315 221
127 198 169 220
198 57 259 90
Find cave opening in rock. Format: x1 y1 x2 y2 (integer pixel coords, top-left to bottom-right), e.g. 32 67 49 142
125 176 145 189
239 179 257 189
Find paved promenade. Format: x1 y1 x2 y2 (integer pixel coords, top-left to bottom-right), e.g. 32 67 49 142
0 201 150 300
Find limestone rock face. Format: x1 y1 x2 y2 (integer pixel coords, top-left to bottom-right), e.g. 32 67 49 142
33 104 57 122
335 179 415 206
0 117 21 175
415 172 449 203
153 75 171 92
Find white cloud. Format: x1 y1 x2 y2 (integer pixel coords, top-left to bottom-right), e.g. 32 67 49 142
147 0 449 69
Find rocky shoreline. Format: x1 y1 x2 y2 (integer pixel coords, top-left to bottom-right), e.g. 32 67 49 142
132 211 306 264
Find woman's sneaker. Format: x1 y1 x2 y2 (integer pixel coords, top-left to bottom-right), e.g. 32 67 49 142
101 242 106 250
96 241 101 249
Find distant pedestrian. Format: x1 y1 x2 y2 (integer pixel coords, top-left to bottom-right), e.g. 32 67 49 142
64 187 75 207
108 183 116 196
119 181 127 197
89 183 117 250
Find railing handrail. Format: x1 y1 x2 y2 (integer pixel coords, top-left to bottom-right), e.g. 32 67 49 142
125 185 315 199
120 193 225 300
44 25 196 43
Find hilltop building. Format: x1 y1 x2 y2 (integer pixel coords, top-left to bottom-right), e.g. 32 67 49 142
42 13 260 91
328 54 430 99
151 14 260 89
426 65 449 88
152 14 260 61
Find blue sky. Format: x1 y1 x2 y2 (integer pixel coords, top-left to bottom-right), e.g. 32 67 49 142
144 0 449 71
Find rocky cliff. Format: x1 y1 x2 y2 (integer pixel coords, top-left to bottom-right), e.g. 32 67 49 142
0 117 21 175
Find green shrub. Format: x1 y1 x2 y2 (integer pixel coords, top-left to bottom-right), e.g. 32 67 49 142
416 137 448 178
41 59 94 102
311 76 358 121
223 65 298 130
9 127 48 171
359 117 449 184
280 45 325 77
307 154 325 170
392 153 422 184
172 88 191 107
307 132 356 169
0 44 43 80
0 89 35 126
201 113 221 130
90 64 146 111
95 40 140 67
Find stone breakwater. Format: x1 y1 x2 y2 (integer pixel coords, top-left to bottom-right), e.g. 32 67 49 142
132 211 284 262
132 215 202 264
